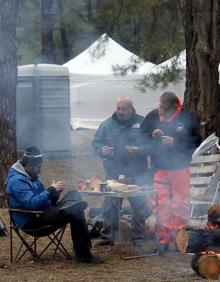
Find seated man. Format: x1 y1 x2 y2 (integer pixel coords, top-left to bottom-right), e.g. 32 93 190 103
6 146 103 264
92 96 151 246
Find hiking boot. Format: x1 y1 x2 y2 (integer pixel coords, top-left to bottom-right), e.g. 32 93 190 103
74 254 104 264
60 200 88 216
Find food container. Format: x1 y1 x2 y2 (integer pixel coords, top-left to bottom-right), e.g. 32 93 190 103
99 182 108 192
76 180 85 191
85 180 91 190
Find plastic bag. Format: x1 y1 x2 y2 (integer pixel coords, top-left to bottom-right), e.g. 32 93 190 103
192 133 220 158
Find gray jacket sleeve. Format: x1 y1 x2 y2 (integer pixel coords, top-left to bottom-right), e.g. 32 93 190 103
92 122 107 157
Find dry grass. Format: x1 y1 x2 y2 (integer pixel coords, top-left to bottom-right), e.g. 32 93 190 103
0 208 206 282
0 130 206 281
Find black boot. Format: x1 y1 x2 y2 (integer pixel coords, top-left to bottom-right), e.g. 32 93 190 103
74 254 104 264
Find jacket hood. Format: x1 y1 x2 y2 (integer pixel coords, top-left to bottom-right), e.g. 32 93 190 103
8 161 30 180
159 96 182 123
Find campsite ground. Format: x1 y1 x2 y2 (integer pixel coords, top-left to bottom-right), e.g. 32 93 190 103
0 129 205 281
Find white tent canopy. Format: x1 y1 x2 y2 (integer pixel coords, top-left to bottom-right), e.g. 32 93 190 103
156 50 186 71
64 33 156 75
155 50 220 73
64 34 185 129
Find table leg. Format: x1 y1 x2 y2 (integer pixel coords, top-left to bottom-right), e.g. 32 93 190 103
118 192 159 260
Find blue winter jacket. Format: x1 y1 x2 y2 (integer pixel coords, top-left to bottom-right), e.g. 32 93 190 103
6 161 53 228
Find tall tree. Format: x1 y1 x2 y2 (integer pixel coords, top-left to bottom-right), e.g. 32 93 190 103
16 0 184 65
41 0 55 63
17 1 41 64
75 0 184 64
179 0 220 138
0 0 18 199
57 0 70 61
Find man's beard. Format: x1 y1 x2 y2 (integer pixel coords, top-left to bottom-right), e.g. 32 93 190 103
28 170 39 180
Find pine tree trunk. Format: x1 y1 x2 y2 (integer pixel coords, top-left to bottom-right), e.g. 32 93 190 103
57 0 70 62
41 0 55 63
0 0 18 201
179 0 220 138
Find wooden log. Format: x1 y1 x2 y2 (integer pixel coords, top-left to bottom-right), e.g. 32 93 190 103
191 253 220 280
176 226 220 253
199 254 220 279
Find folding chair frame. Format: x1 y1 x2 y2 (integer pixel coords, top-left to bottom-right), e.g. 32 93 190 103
9 210 72 263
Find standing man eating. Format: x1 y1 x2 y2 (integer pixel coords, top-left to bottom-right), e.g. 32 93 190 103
141 91 202 254
92 96 150 246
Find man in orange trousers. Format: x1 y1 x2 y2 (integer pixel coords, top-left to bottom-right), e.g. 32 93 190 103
141 91 202 254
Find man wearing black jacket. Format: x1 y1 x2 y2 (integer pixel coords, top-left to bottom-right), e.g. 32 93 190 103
92 96 150 246
141 91 202 254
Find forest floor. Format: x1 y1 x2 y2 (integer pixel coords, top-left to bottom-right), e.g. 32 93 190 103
0 129 207 282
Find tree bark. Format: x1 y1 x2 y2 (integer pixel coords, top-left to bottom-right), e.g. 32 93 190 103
0 0 18 200
179 0 220 138
57 0 70 62
191 253 220 279
41 0 55 63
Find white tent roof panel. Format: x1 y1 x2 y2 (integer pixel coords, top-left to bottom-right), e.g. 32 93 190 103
64 34 156 75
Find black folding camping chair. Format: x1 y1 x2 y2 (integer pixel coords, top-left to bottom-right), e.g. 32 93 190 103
9 209 72 263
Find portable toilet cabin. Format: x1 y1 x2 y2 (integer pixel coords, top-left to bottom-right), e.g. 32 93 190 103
16 64 71 157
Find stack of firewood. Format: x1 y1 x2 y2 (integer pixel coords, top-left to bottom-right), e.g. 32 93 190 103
176 204 220 280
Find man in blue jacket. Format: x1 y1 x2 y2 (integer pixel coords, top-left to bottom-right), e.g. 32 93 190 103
6 146 103 263
92 96 150 246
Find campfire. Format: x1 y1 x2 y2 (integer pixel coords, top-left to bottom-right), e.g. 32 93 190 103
176 204 220 280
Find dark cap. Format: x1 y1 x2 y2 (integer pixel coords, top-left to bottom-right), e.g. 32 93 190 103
21 146 43 166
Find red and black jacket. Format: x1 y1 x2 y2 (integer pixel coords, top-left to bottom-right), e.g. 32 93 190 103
141 108 202 171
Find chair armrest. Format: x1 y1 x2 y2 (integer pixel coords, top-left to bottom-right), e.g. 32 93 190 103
9 208 44 215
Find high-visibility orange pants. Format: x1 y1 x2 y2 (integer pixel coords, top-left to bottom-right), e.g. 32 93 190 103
153 168 190 244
